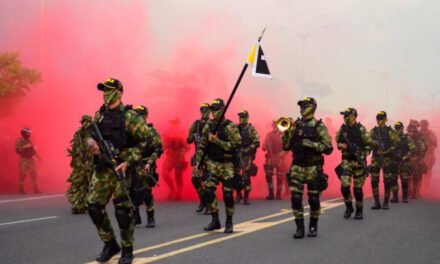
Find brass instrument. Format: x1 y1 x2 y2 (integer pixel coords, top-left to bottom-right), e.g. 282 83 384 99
276 117 294 132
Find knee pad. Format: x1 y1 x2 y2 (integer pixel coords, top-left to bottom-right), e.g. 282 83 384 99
308 195 320 211
341 186 351 198
223 191 234 208
88 203 104 226
191 177 202 189
204 187 216 204
114 206 131 230
353 187 363 201
291 193 303 210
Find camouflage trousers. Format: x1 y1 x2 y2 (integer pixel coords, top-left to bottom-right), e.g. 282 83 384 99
191 164 208 204
19 158 38 189
239 155 253 192
339 159 367 209
392 162 411 199
264 154 288 195
67 167 92 211
409 159 424 198
87 167 134 247
203 159 235 216
370 156 398 202
287 164 321 220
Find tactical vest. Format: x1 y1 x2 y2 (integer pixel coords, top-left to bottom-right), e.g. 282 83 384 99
372 126 392 157
17 139 36 159
340 123 364 160
397 134 410 157
207 119 234 162
98 105 136 152
292 119 323 166
238 124 252 148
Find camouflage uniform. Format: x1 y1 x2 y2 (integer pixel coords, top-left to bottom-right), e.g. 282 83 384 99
263 122 288 200
407 122 427 199
187 103 211 213
86 78 152 263
197 98 241 233
282 97 333 239
369 111 400 210
15 128 40 194
335 108 372 219
235 110 260 205
391 122 415 203
132 105 163 228
67 115 94 214
420 120 437 191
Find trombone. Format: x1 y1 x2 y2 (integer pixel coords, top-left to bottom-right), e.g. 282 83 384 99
276 117 295 132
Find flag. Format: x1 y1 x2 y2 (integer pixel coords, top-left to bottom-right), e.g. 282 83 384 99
247 42 271 79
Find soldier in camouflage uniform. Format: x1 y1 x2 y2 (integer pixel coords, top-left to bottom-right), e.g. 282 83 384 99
282 97 333 239
235 110 260 205
85 78 152 264
15 127 41 194
369 111 400 210
195 98 241 234
335 108 372 220
132 105 163 228
67 115 94 214
262 120 288 200
420 120 437 191
390 121 415 203
406 121 427 199
187 103 211 214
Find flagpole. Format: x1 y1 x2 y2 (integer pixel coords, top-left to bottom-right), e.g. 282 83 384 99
198 28 266 169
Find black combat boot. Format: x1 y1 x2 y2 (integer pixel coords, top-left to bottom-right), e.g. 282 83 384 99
118 246 133 264
293 219 305 239
96 239 121 262
133 207 141 225
382 199 389 210
235 191 242 204
19 185 25 194
390 190 399 203
204 212 221 231
266 189 274 200
203 205 210 215
354 207 363 220
343 202 354 219
244 191 250 205
146 210 155 228
371 198 381 210
196 202 205 213
307 217 318 237
224 215 233 234
402 190 409 203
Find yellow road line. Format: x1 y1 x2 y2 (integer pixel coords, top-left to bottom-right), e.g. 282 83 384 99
86 197 343 264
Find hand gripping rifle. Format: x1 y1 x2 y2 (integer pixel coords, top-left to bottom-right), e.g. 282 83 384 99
92 123 136 212
341 132 369 175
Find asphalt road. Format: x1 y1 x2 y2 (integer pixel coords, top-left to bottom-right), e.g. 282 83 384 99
1 194 439 264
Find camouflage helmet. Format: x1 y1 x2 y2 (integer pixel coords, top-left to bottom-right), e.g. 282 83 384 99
134 105 148 117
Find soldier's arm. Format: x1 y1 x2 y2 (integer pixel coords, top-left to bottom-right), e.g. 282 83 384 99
195 121 210 163
147 128 164 164
335 129 344 150
420 137 427 158
262 133 269 151
15 138 24 153
360 125 373 154
317 123 333 155
187 122 196 144
215 123 242 151
383 129 399 155
406 137 416 159
282 128 294 151
248 125 260 151
123 111 150 166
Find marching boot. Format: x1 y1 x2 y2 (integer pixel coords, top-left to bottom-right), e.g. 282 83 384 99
266 188 274 200
402 189 409 203
235 191 242 204
293 219 305 239
118 246 133 264
95 239 121 262
146 210 155 228
354 207 363 220
224 215 233 234
244 191 250 205
371 198 381 210
133 207 141 225
307 217 318 237
343 202 354 219
382 199 389 210
204 212 221 231
390 190 399 203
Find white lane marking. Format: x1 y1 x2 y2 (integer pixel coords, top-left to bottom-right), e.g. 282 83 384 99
0 216 58 226
0 194 65 203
